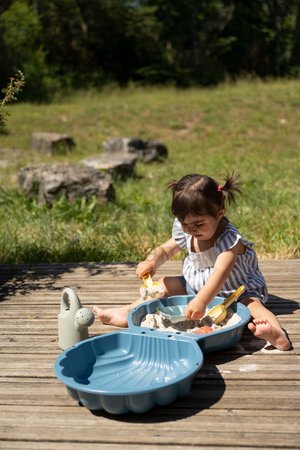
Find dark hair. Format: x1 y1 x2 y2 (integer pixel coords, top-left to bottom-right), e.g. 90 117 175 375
168 171 242 219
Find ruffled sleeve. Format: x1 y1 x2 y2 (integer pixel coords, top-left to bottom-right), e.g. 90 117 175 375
172 218 187 249
216 220 253 253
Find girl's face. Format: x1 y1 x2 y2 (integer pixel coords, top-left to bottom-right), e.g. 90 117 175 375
179 211 225 241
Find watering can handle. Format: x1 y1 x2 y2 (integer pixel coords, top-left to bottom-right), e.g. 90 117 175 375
60 288 82 313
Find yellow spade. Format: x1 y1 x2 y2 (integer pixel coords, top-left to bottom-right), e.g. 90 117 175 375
142 273 160 288
206 285 245 324
142 273 153 288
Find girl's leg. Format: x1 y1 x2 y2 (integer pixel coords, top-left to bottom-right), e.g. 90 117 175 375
241 297 292 351
158 275 187 296
93 298 144 328
93 275 186 328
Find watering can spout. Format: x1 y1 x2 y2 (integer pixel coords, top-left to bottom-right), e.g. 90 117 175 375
58 288 94 350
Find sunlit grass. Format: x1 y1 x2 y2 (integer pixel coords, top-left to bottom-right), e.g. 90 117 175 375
0 79 299 263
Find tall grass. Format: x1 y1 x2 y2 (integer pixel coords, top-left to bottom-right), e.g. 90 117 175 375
0 79 299 263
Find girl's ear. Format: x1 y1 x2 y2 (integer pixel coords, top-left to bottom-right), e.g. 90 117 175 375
217 209 226 220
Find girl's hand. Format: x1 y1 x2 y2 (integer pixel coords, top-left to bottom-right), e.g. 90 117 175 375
136 239 182 280
185 298 206 321
136 260 156 279
184 246 240 320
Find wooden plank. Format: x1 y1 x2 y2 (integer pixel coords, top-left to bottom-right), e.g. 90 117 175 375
0 260 299 450
4 442 285 450
5 442 290 450
1 384 300 409
0 427 299 448
1 413 299 435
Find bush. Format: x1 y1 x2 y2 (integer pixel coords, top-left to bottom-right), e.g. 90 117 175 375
0 0 55 101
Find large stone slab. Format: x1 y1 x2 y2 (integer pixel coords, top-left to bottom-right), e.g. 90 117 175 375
32 132 75 154
103 137 168 163
18 164 114 204
81 152 137 180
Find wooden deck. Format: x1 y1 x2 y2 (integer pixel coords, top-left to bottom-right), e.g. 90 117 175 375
0 259 299 450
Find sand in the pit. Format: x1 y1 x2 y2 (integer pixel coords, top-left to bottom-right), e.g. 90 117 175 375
141 308 241 333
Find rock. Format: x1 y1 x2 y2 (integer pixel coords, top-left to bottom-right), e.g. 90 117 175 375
81 152 137 180
18 164 114 204
103 137 168 163
32 132 75 154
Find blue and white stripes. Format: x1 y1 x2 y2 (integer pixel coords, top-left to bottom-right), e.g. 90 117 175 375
172 218 268 303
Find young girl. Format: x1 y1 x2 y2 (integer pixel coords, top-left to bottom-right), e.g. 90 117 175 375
93 172 291 351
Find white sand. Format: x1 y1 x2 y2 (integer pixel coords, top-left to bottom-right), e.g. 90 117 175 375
141 308 241 334
140 285 165 301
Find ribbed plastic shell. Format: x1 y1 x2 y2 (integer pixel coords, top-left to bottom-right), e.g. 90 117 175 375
54 295 250 414
128 295 251 353
54 330 203 414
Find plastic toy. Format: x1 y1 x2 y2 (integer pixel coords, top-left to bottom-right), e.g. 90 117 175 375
129 294 250 353
55 293 250 414
140 273 164 300
204 285 245 324
157 304 187 323
54 329 203 414
157 286 245 324
58 288 94 350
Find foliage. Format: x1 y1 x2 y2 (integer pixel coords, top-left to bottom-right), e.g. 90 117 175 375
0 1 300 100
222 0 299 77
0 0 53 101
0 70 25 130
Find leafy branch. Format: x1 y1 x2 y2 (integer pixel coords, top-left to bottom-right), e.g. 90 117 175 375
0 71 25 129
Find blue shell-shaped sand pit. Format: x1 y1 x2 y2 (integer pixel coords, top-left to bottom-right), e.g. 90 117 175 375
55 295 250 414
128 295 251 353
54 330 203 414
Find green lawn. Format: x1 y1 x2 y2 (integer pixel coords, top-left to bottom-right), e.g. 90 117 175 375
0 79 299 263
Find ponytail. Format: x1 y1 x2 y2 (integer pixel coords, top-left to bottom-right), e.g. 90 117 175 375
219 170 242 207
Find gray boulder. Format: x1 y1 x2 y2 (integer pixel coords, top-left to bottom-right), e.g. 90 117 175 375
81 152 137 180
18 164 114 204
103 137 168 163
32 132 75 154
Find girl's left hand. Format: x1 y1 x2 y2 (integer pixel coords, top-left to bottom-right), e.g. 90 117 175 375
185 298 206 321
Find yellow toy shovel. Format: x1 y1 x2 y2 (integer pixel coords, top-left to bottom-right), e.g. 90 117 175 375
206 285 245 324
141 273 164 300
142 273 155 288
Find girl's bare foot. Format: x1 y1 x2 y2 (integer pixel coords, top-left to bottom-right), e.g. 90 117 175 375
248 318 291 351
92 306 128 328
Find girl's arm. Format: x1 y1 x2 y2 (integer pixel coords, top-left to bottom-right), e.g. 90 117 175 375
185 244 241 320
136 238 182 279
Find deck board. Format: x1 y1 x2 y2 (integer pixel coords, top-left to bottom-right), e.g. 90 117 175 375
0 259 299 450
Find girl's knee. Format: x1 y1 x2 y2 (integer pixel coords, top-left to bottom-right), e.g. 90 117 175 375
241 297 272 321
158 275 186 296
241 297 263 307
241 296 265 313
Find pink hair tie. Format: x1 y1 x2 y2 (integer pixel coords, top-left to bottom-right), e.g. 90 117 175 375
217 185 223 192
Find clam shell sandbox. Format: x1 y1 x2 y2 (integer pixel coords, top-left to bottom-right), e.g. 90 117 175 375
55 295 250 414
129 295 251 353
54 330 203 414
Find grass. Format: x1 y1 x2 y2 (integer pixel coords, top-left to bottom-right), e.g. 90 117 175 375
0 79 299 263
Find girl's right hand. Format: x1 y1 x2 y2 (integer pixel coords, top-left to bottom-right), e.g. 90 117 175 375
136 259 156 279
185 298 206 321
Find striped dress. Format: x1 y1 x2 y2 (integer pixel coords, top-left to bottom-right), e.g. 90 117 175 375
172 217 268 303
